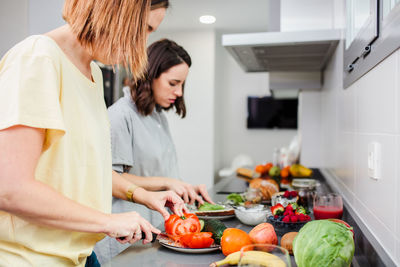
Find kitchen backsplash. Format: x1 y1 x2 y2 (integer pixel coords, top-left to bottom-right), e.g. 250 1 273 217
299 39 400 265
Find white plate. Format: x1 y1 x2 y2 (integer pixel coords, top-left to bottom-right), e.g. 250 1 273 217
158 238 220 254
196 214 236 220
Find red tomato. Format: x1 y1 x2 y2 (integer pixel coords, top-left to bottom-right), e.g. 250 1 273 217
179 232 214 248
165 213 201 236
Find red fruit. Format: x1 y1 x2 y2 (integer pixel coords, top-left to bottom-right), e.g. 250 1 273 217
282 216 290 223
286 205 293 211
283 191 290 198
305 215 311 221
297 213 307 221
271 204 285 216
274 215 279 219
290 191 298 198
249 223 278 246
290 216 298 223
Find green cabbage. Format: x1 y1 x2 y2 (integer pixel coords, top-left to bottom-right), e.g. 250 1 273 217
293 220 354 267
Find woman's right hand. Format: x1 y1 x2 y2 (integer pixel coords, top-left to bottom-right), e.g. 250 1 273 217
104 211 160 245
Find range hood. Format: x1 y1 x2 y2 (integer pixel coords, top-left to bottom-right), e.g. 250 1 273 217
222 29 341 73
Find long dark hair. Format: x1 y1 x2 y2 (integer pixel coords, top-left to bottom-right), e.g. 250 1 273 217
131 39 191 118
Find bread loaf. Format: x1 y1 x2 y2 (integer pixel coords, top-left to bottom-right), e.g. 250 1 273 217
249 178 279 200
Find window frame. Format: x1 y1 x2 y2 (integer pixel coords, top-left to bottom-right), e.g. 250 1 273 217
344 0 400 88
344 0 379 88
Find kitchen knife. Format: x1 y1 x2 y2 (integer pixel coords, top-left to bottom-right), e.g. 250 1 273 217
117 232 169 243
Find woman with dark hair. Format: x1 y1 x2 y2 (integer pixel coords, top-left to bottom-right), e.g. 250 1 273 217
94 39 214 263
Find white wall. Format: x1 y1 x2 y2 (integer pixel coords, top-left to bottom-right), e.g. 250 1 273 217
0 0 28 57
214 32 297 173
149 31 216 189
280 0 334 31
28 0 64 35
299 1 400 264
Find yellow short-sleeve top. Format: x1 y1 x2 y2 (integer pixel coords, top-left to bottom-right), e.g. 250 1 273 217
0 35 112 266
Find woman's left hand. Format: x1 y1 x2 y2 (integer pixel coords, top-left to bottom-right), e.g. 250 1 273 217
132 188 188 220
164 179 215 205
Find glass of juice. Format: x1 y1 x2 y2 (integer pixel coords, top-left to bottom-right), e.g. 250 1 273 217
313 193 343 220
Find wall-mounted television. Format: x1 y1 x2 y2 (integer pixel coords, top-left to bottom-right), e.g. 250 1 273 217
247 96 298 129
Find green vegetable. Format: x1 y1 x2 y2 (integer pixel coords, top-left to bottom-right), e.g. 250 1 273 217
293 220 354 267
199 219 205 231
198 202 225 211
226 193 244 205
203 219 227 245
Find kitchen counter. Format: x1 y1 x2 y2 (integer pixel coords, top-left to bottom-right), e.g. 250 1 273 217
107 169 394 267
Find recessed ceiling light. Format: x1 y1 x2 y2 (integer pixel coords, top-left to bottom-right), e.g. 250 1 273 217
199 15 216 24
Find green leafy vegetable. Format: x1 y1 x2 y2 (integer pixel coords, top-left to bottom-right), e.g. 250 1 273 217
198 202 225 211
226 193 244 205
293 220 355 267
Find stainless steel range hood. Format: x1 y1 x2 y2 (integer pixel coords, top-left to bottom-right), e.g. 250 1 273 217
222 29 341 72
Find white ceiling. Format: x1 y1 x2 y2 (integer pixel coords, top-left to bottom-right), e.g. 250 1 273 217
157 0 270 33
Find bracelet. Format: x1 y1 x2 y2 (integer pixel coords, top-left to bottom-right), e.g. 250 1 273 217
126 184 140 202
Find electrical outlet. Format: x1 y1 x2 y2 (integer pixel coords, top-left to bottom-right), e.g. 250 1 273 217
368 142 381 180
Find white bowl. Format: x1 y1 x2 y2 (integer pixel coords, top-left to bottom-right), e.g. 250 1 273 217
234 205 271 226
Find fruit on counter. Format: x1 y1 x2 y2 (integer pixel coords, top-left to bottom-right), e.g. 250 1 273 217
271 203 311 223
328 219 354 239
293 220 355 267
248 223 278 246
271 203 284 216
249 178 279 201
179 232 214 249
255 164 268 175
283 190 298 199
268 166 281 177
289 164 313 177
198 202 225 211
165 213 201 236
209 250 286 267
236 167 260 179
203 219 227 245
226 193 245 205
265 162 273 173
220 228 252 256
280 232 298 255
280 168 290 178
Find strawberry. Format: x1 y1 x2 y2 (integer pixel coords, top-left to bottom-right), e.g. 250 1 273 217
282 216 291 223
290 216 298 223
271 203 284 216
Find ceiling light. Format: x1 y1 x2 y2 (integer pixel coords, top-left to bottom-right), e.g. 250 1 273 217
199 15 216 24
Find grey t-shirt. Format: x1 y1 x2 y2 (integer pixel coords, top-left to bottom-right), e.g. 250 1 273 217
94 93 179 264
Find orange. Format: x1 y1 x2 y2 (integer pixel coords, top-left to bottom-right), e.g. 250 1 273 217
254 164 267 174
220 228 252 256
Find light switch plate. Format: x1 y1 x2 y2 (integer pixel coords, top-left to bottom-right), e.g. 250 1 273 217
368 142 381 180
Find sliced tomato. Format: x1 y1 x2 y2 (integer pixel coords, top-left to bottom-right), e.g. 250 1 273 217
179 232 214 249
165 213 201 236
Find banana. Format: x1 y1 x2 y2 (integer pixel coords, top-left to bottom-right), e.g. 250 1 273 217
210 250 286 267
